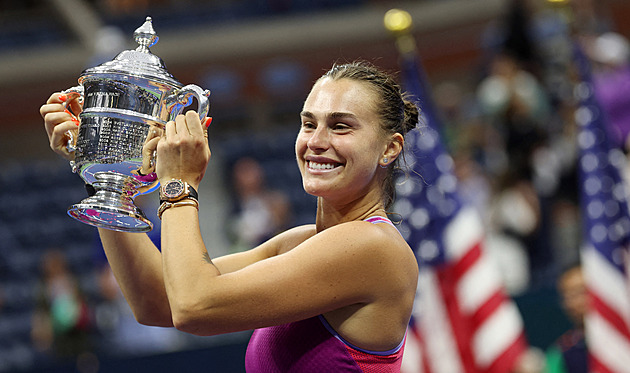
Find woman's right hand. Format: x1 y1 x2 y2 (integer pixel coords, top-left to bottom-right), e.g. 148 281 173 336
40 92 82 160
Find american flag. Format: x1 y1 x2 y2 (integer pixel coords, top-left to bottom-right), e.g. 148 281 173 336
394 53 528 372
574 44 630 373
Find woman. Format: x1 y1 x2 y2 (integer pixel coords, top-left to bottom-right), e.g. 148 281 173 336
41 61 419 372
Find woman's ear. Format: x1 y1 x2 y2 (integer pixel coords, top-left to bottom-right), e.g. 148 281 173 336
380 133 404 167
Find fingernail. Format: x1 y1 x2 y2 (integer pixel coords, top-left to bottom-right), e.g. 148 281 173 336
72 118 80 126
205 117 213 128
58 94 67 102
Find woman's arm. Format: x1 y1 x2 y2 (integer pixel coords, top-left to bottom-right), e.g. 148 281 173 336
97 229 174 326
97 220 311 326
161 207 413 337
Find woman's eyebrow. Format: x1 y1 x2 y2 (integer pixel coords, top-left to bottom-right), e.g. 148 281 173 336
299 111 358 120
329 112 357 120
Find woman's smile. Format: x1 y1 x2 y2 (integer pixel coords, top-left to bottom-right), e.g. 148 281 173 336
308 161 339 171
306 156 344 172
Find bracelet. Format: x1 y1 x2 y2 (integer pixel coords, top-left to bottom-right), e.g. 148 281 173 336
157 198 199 220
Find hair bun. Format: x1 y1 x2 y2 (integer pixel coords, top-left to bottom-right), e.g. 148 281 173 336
402 100 419 134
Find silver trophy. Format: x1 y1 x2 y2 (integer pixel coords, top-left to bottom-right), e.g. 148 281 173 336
63 17 210 232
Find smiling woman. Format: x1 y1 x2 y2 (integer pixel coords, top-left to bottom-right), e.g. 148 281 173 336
299 62 420 211
40 60 420 372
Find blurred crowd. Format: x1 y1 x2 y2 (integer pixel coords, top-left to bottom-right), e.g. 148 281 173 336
451 0 630 295
435 1 630 371
1 0 630 372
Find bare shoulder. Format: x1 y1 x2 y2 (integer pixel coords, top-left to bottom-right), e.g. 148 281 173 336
271 224 318 255
302 220 418 288
328 220 413 259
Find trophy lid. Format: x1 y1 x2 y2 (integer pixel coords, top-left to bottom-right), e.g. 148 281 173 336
80 17 181 87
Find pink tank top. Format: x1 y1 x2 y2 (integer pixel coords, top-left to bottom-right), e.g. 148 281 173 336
245 216 406 372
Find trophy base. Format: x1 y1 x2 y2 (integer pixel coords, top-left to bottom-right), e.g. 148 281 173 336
68 200 153 233
67 172 153 232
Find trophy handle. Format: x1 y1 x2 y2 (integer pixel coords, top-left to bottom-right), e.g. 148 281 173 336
165 85 211 123
61 85 85 153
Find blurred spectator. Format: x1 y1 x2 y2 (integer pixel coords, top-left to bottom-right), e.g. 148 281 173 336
584 32 630 151
228 157 292 251
477 50 557 284
544 264 588 373
31 249 93 362
487 177 538 295
477 52 551 168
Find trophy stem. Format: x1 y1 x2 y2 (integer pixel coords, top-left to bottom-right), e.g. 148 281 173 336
67 172 153 232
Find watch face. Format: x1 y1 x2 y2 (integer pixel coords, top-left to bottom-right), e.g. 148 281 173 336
163 180 185 199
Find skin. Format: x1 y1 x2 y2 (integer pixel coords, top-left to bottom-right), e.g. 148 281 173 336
40 77 418 352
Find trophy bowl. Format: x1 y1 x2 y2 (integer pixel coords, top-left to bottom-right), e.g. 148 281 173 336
64 17 211 232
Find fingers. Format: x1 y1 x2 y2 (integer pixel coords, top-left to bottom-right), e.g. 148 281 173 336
165 118 177 141
165 111 206 139
185 111 204 137
140 136 161 174
44 92 65 105
43 110 79 138
143 136 161 156
41 92 80 137
41 92 83 160
50 121 78 159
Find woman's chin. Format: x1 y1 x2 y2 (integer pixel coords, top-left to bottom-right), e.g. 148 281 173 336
302 181 329 198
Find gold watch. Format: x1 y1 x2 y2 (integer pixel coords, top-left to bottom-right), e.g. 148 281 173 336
159 179 198 203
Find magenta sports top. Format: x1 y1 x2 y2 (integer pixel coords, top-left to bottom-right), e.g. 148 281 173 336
245 216 406 372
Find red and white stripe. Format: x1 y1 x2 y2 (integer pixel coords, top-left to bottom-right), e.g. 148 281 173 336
582 246 630 373
402 207 527 373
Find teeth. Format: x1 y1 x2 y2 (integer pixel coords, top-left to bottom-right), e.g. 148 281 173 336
309 161 337 170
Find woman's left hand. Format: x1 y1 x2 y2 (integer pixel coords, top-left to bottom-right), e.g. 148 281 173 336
156 111 211 189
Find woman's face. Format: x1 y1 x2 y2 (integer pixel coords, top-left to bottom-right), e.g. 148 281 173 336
295 77 388 204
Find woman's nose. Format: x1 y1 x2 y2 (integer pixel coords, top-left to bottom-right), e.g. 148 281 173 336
307 126 329 151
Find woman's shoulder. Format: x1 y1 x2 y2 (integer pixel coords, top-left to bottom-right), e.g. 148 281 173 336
277 220 416 275
332 219 407 245
320 220 415 267
272 224 318 255
314 220 418 301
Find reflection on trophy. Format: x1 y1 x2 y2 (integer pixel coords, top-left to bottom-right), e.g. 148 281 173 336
63 17 211 232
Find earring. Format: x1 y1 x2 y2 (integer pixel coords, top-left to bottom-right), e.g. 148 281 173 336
380 158 389 168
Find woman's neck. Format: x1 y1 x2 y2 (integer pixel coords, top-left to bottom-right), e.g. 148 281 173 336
314 193 386 232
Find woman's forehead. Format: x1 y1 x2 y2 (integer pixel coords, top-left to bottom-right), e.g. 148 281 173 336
302 78 378 116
